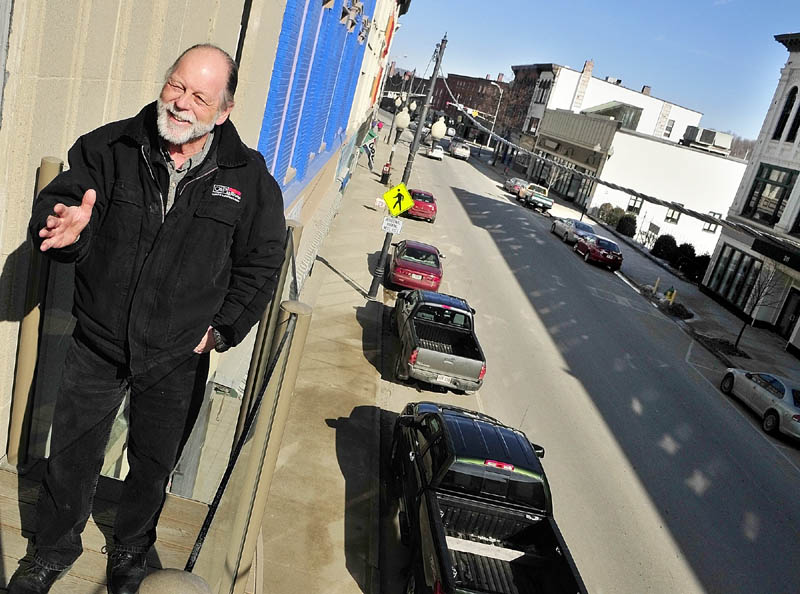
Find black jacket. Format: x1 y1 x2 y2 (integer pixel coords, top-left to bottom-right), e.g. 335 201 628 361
30 103 286 372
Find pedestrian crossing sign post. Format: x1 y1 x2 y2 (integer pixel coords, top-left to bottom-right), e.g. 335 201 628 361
383 183 414 217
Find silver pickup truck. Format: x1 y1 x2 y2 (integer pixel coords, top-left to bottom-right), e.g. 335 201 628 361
393 290 486 394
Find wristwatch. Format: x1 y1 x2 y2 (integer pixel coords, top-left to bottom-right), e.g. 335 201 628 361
212 327 231 353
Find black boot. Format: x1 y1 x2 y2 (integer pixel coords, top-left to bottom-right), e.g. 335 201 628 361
107 550 148 594
7 562 68 594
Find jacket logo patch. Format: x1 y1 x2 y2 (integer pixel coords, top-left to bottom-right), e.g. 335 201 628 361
212 184 242 203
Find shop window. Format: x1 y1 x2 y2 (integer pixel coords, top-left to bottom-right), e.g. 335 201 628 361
627 196 643 215
707 244 763 309
665 204 683 224
741 163 798 226
703 212 722 233
773 87 797 141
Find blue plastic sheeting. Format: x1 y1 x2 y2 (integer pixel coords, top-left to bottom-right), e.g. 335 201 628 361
258 0 377 204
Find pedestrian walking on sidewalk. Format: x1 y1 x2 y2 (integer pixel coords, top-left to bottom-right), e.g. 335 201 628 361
9 44 286 594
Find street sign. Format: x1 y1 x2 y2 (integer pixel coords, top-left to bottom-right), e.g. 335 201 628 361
383 182 414 216
382 216 403 234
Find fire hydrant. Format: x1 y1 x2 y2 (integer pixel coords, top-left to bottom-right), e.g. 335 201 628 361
380 162 391 185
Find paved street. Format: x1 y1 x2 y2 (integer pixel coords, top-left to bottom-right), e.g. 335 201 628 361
376 138 800 593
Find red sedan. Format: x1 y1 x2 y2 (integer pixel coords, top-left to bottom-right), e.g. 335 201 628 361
574 234 623 271
387 240 443 291
405 189 437 223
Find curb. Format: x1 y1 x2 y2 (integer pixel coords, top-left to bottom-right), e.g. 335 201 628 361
367 283 384 594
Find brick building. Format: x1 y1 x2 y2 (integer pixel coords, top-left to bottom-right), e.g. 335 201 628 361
431 73 510 144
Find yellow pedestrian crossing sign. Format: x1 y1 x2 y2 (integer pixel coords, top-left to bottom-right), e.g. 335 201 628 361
383 183 414 217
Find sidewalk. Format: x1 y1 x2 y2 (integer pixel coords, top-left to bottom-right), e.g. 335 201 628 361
258 124 404 592
470 149 800 382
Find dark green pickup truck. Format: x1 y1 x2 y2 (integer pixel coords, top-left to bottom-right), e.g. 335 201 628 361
391 402 587 594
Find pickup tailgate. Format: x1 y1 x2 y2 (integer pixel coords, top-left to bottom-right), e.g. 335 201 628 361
413 321 484 381
435 492 586 594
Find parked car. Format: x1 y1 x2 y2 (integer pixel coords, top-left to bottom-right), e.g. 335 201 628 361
551 218 595 244
519 183 553 212
392 290 486 393
405 189 437 223
391 401 587 594
426 144 444 160
387 240 443 291
503 177 527 196
574 234 623 271
720 369 800 438
449 141 470 160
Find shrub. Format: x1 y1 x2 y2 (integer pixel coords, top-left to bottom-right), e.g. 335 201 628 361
671 242 696 269
616 214 637 237
651 234 677 260
597 203 614 222
684 254 711 283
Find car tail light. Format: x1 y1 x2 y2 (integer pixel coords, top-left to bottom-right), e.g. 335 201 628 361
485 459 514 471
792 415 800 423
434 580 444 594
479 363 486 380
408 349 418 365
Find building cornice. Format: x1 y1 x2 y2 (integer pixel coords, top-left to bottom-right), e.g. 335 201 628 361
775 33 800 53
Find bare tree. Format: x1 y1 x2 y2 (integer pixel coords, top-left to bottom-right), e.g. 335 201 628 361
735 263 785 349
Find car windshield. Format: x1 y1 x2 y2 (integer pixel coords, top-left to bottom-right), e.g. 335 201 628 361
400 247 439 267
440 464 548 513
575 222 594 233
597 238 620 252
412 193 434 203
414 305 471 330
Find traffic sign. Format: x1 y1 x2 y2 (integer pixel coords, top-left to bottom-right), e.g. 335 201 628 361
383 183 414 216
382 216 403 234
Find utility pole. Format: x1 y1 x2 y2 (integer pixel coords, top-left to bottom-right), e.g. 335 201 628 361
401 34 447 185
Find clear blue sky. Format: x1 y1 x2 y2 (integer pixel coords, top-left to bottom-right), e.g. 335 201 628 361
390 0 800 139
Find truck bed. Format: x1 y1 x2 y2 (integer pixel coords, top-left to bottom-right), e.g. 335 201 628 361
436 492 584 594
413 321 482 360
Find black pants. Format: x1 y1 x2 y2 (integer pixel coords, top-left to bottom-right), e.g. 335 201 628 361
32 334 209 570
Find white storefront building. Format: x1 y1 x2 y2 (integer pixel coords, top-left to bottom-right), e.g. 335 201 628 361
702 32 800 356
594 129 746 256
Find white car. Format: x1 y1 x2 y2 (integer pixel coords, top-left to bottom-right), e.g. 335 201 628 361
426 145 444 160
449 142 470 160
720 369 800 438
550 218 595 244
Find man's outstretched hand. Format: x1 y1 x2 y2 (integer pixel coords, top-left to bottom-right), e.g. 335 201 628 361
38 189 96 251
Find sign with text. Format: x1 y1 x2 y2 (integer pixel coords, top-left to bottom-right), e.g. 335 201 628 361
382 216 403 235
383 182 414 216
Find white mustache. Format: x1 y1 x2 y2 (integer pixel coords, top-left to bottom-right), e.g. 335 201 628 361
166 105 195 124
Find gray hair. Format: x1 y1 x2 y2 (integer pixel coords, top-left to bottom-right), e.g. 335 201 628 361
165 44 238 110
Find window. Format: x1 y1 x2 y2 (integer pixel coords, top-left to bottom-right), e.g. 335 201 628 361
528 117 539 133
773 87 797 141
741 163 799 226
707 244 763 309
703 212 722 233
665 204 683 224
663 119 675 138
787 105 800 143
627 196 643 214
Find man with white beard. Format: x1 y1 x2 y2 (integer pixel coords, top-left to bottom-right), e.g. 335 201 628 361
10 44 286 594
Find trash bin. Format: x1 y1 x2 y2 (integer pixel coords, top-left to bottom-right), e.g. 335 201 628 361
380 162 391 185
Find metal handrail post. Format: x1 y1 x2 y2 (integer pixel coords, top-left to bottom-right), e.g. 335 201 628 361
224 300 312 593
235 221 302 443
8 156 63 466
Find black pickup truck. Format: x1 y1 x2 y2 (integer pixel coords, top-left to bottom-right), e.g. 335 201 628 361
391 402 586 594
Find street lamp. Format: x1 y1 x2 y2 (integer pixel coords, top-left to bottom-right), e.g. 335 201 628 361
431 116 447 142
489 81 504 151
390 107 411 163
